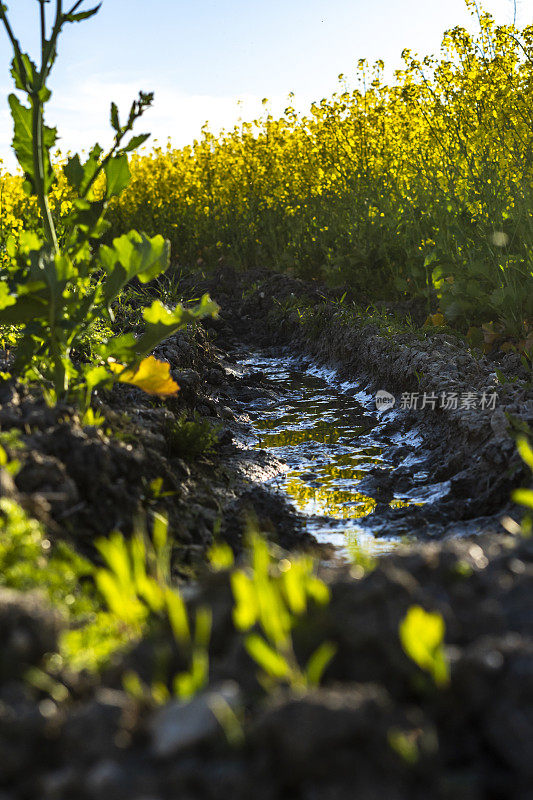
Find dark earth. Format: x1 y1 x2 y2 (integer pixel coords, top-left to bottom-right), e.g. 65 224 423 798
0 269 531 799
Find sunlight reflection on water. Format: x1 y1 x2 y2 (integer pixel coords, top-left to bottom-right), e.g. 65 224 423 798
241 351 421 560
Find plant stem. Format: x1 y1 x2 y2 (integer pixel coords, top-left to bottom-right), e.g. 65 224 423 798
31 94 58 251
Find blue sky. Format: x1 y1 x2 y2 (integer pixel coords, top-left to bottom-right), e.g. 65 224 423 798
0 0 524 170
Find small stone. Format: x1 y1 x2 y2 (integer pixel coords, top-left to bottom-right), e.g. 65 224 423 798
85 759 126 796
490 407 509 440
150 682 241 758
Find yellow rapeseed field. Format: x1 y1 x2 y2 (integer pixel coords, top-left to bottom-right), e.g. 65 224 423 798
2 4 533 339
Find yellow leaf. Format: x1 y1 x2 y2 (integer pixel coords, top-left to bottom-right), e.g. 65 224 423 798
109 356 180 397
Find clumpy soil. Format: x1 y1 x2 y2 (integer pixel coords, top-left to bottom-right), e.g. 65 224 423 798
0 268 531 799
200 268 533 540
0 321 309 570
1 533 531 799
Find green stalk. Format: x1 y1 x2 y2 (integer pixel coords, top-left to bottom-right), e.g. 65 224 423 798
31 94 58 251
33 0 59 251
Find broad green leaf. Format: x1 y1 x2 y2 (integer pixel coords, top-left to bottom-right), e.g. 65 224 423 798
38 86 51 103
98 333 138 361
66 198 107 238
8 94 34 185
99 231 170 305
105 154 130 198
8 94 57 192
124 305 205 357
245 634 291 679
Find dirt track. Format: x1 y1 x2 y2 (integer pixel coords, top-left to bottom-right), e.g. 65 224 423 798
0 269 531 799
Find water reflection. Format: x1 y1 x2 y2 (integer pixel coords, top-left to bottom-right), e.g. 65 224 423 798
241 352 423 559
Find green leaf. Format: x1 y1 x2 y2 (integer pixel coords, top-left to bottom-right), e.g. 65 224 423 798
0 283 16 311
8 93 57 192
84 365 111 394
0 292 49 324
38 86 52 103
98 333 138 361
166 588 190 645
64 144 103 196
98 232 170 309
516 438 533 471
64 154 84 192
153 294 218 329
8 94 34 186
512 488 533 510
63 4 102 22
105 154 130 198
245 634 291 679
305 641 337 686
282 564 307 615
123 133 150 152
194 607 212 650
399 605 449 687
110 102 120 132
231 570 257 631
10 54 38 92
66 198 107 238
152 513 168 558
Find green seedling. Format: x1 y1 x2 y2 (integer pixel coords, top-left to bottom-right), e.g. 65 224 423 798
0 1 218 403
231 531 336 692
94 514 211 700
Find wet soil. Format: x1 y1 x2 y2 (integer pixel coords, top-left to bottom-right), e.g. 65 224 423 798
0 323 311 571
204 268 533 542
0 268 531 799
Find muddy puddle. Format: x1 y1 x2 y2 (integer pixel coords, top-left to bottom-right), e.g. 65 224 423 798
234 348 435 560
